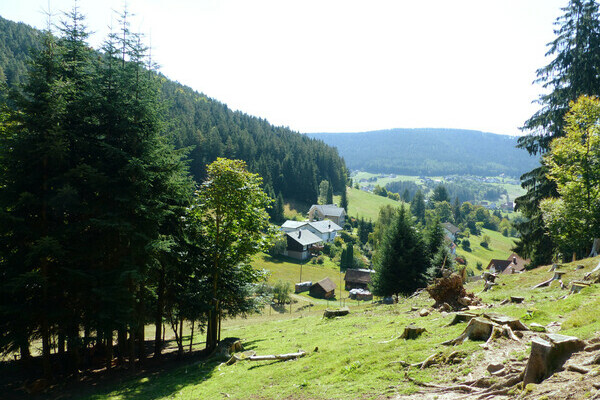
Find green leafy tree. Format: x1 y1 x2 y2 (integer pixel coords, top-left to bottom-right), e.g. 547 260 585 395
318 180 330 204
190 158 274 351
541 95 600 256
371 206 429 297
326 182 334 204
516 0 600 266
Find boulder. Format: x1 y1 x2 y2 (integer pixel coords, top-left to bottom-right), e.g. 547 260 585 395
419 308 430 317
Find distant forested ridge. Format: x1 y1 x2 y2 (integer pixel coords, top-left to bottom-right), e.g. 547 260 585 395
308 128 539 177
0 15 347 203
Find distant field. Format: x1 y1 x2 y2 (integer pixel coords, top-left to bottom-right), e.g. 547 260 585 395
334 186 404 221
455 228 517 272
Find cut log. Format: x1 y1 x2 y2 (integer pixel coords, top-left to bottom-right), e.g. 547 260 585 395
248 350 307 361
323 307 350 318
483 313 530 331
399 324 427 340
447 312 478 326
553 271 567 280
523 334 585 385
510 296 524 304
532 277 554 289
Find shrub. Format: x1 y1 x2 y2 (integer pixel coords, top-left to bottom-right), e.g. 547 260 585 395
480 241 488 248
273 280 292 305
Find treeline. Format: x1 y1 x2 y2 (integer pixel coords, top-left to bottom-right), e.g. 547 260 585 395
309 128 539 177
0 15 347 204
0 10 279 381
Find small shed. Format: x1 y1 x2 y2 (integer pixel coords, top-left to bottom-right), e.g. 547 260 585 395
310 277 336 299
344 268 374 290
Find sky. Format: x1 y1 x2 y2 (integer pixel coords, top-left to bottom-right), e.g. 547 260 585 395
0 0 566 136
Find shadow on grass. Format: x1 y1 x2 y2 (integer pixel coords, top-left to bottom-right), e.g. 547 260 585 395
247 360 284 370
74 353 221 400
242 339 265 350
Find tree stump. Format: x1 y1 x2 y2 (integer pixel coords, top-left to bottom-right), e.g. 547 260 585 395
443 317 496 345
323 307 350 318
399 324 427 339
570 281 590 294
523 334 585 385
447 312 478 326
510 296 524 304
483 313 530 331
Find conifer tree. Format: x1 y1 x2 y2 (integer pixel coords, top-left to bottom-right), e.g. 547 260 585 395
340 185 348 212
516 0 600 265
371 206 429 297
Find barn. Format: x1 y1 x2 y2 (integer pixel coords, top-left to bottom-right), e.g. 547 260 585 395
310 277 336 299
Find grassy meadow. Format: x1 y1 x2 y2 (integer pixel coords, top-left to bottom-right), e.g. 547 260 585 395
72 255 600 400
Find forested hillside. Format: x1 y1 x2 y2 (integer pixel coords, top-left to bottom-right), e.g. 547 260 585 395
309 128 539 177
0 15 347 203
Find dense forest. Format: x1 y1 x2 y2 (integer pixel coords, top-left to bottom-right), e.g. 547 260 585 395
0 15 347 204
309 128 539 177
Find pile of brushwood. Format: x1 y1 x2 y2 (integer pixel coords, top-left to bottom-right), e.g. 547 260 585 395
426 273 481 311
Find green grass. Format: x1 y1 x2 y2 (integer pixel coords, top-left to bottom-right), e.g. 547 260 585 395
334 187 405 221
455 228 517 271
72 256 600 400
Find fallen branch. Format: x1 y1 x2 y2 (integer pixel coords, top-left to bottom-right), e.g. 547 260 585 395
226 350 306 365
249 350 306 361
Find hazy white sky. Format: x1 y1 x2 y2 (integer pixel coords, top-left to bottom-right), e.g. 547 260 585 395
0 0 566 135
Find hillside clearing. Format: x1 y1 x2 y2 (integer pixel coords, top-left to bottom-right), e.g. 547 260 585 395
67 256 600 400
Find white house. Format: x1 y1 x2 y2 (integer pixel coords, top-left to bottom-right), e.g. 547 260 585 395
308 204 346 226
280 219 342 243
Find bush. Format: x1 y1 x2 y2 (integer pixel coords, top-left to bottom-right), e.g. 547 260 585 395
461 239 471 251
476 261 483 271
480 241 488 248
316 255 324 264
273 280 292 305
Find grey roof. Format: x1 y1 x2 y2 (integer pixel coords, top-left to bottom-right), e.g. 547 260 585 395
311 204 345 217
286 229 323 246
442 222 460 235
281 220 308 229
308 220 343 233
344 269 374 284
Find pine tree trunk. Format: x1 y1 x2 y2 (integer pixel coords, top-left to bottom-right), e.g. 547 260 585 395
153 268 165 359
117 328 127 364
106 329 113 370
129 326 136 372
189 320 194 353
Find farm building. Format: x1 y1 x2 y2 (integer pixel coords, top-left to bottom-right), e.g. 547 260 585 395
284 229 323 260
280 219 342 243
344 268 374 290
308 204 346 226
486 253 530 274
310 277 336 299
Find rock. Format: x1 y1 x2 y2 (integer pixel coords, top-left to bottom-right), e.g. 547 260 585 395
576 265 585 270
487 362 504 374
523 334 585 385
323 307 350 318
411 306 419 312
419 308 430 317
440 302 452 312
530 323 546 332
399 324 427 339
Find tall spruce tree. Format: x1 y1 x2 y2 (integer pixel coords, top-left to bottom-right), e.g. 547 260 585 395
340 185 348 212
371 206 429 297
516 0 600 265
